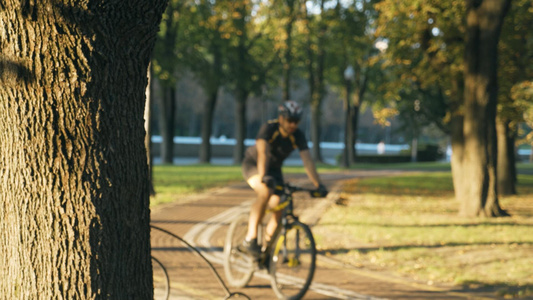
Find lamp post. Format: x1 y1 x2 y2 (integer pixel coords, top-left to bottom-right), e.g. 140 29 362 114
343 65 355 168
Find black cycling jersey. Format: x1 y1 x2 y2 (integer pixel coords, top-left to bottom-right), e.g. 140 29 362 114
244 120 308 170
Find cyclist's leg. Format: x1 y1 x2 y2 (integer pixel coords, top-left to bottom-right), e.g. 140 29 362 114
264 169 284 243
242 159 273 241
245 174 273 240
265 194 282 243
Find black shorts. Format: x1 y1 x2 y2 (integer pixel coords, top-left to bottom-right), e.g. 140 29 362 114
242 156 284 196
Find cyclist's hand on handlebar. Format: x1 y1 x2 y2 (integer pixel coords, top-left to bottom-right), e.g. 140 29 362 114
310 183 328 198
262 176 276 189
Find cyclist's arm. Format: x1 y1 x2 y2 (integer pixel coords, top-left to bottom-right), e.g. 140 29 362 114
256 139 269 179
299 149 321 188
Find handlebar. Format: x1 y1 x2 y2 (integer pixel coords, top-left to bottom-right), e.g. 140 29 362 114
284 183 328 198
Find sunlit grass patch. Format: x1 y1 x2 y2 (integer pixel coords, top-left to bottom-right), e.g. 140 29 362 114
342 172 455 197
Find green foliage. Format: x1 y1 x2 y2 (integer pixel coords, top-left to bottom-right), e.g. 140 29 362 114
374 0 466 136
373 0 533 143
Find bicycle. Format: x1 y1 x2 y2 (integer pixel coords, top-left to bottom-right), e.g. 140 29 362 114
223 182 326 300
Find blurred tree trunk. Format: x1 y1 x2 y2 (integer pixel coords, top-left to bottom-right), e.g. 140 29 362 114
351 71 368 161
232 1 249 165
343 77 354 168
305 0 327 163
0 0 167 298
496 118 517 195
158 86 176 164
234 90 249 164
452 0 511 217
153 2 181 165
200 90 218 163
199 31 223 164
351 105 360 159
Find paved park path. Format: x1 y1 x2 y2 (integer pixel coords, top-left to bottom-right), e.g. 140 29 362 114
150 170 501 300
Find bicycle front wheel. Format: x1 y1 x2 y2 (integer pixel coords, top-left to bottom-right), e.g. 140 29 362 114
223 212 254 288
269 221 316 300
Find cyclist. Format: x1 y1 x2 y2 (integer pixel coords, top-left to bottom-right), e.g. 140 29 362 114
240 100 328 257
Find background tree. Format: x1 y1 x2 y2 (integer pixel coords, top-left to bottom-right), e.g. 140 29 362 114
455 0 511 217
375 0 513 216
304 0 329 162
221 0 279 164
276 0 302 101
374 0 463 140
153 0 184 164
1 1 167 298
327 0 379 165
496 0 533 194
182 0 227 163
513 82 533 160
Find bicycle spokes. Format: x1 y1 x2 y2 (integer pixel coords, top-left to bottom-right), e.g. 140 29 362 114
223 213 254 288
269 222 316 300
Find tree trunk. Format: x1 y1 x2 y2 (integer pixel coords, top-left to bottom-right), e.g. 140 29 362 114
457 0 511 217
496 118 517 195
158 85 176 164
343 80 354 168
199 90 218 163
351 104 360 160
198 34 222 164
309 99 323 162
451 111 467 209
304 0 325 163
351 71 367 161
313 16 326 164
233 91 248 164
0 1 167 298
231 1 249 165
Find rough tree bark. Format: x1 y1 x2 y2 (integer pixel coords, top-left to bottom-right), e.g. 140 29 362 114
452 0 511 217
0 1 167 298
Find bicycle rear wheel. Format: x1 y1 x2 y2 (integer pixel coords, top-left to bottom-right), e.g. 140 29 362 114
223 212 254 288
269 221 316 300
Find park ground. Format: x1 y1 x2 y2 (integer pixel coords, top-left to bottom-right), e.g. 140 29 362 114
150 163 533 299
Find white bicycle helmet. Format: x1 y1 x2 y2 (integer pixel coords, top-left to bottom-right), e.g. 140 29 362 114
278 100 303 121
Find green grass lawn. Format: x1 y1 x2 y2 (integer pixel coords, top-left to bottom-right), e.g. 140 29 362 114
150 163 337 206
150 165 243 206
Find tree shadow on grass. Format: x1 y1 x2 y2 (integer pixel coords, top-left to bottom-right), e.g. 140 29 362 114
317 241 533 255
451 282 533 299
